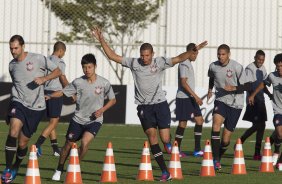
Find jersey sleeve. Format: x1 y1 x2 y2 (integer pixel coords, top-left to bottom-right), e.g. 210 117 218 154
58 61 66 75
157 57 173 70
179 64 189 78
264 73 272 87
121 57 135 69
245 66 255 83
104 81 115 100
236 64 248 84
208 63 214 78
63 80 77 97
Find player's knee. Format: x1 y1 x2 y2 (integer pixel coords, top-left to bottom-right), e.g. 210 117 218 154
221 141 230 148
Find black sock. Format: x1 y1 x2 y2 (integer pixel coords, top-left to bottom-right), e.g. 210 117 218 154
240 124 257 144
175 126 185 149
277 139 282 163
151 144 168 173
35 135 46 148
255 123 265 155
5 135 17 169
270 131 276 145
57 164 64 172
274 137 281 154
194 125 202 151
51 139 59 151
13 147 28 169
211 131 220 161
219 141 230 159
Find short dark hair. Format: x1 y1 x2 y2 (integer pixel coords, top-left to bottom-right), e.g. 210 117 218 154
140 43 153 52
274 53 282 65
81 54 97 66
217 44 230 53
9 35 25 45
255 50 265 57
186 43 196 51
53 41 66 52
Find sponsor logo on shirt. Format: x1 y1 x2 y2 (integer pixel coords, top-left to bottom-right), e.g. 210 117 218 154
26 62 34 71
226 69 233 78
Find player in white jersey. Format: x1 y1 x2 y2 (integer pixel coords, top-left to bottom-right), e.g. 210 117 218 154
207 44 249 171
249 53 282 170
92 27 207 181
35 41 70 157
240 50 273 160
49 54 116 181
1 35 61 184
174 43 204 158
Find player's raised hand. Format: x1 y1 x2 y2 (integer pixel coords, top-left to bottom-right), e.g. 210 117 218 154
195 41 208 51
91 27 103 41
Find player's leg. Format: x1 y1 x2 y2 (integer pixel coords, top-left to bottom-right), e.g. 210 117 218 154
253 120 266 160
193 115 204 157
240 104 257 144
211 113 224 166
274 124 282 170
49 129 60 156
79 122 101 160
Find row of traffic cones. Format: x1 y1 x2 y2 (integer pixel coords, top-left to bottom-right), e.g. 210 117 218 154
16 137 276 183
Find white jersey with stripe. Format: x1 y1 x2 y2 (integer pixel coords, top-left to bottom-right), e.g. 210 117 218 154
264 72 282 115
122 57 173 105
245 62 267 103
176 60 195 98
44 55 66 91
208 59 248 109
9 52 58 110
63 75 115 125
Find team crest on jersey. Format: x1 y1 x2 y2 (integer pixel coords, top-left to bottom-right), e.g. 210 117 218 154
94 86 103 95
226 69 233 78
26 62 34 71
11 108 16 115
68 132 74 139
150 63 158 73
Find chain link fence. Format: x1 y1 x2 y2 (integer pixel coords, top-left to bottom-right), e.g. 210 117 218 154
1 0 282 87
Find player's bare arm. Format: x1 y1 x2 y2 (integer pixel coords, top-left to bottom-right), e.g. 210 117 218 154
181 77 203 105
248 82 265 105
93 98 116 118
34 67 61 85
171 41 208 65
91 27 123 64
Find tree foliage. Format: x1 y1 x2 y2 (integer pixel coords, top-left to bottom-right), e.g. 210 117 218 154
43 0 164 84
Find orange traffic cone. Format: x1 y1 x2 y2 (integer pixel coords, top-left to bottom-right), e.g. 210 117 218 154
168 141 183 179
100 142 117 182
200 140 215 177
137 141 154 181
232 139 247 174
260 137 274 172
64 143 83 184
24 145 41 184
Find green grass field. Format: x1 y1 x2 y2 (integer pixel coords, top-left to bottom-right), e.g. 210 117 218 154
0 122 281 184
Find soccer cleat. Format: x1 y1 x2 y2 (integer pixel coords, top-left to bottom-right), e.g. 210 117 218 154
213 160 222 171
1 168 17 184
159 171 172 182
253 153 262 161
53 148 61 157
193 150 204 157
276 163 282 171
164 142 172 154
179 151 188 158
52 170 62 181
36 146 42 157
273 153 280 166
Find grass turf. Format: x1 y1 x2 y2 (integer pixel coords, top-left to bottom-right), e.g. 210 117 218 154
0 122 281 183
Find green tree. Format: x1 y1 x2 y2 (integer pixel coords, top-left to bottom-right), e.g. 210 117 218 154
44 0 164 84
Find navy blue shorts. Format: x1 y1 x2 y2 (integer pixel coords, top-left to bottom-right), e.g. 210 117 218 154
243 102 267 122
45 90 63 118
6 101 45 138
175 98 202 121
213 100 242 132
273 114 282 127
137 101 171 131
66 119 102 142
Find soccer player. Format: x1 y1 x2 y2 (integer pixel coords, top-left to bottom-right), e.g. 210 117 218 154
174 43 204 158
239 50 272 160
92 27 207 181
1 35 61 183
51 53 116 181
35 41 69 157
248 53 282 170
207 44 248 171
